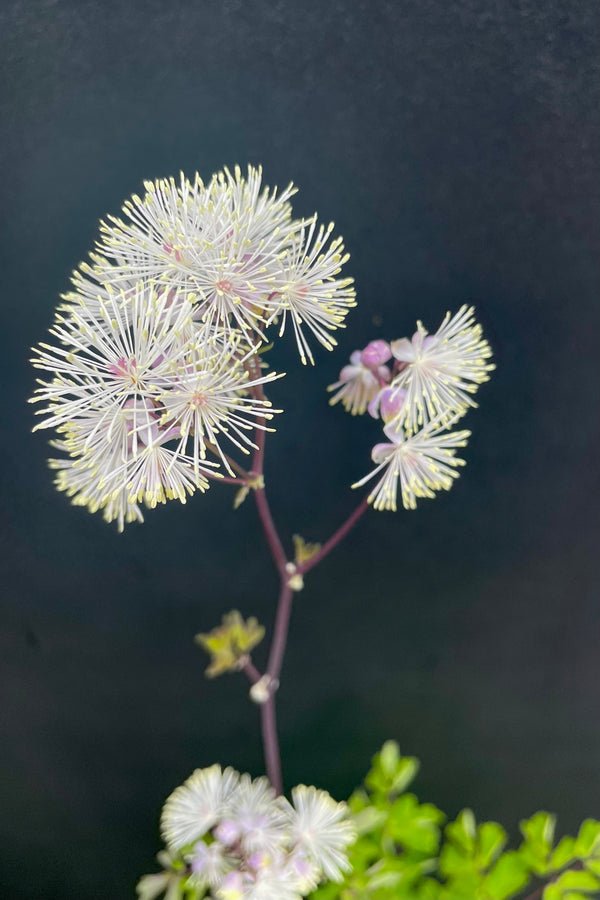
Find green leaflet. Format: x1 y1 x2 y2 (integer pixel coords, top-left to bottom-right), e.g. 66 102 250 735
310 743 600 900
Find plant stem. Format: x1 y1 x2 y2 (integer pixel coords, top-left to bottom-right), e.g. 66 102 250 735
267 582 294 684
251 409 288 575
297 497 370 575
242 659 262 684
244 363 372 794
260 694 283 795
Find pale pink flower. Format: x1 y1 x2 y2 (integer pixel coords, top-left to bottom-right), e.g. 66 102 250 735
328 350 390 415
360 339 392 368
389 305 494 432
353 418 471 511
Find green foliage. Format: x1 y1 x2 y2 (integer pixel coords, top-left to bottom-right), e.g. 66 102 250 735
310 742 600 900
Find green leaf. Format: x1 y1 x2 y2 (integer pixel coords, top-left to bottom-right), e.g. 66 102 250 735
353 804 388 835
476 821 507 868
386 794 445 857
439 843 474 878
519 812 557 874
482 851 531 900
137 873 172 900
520 811 556 851
445 809 477 854
585 858 600 877
574 820 600 859
365 742 420 797
543 867 600 899
550 836 577 871
380 740 401 776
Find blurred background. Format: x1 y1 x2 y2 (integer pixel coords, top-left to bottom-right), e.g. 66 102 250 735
1 1 598 897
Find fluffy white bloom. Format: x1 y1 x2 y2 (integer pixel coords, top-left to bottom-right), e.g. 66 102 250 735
159 340 282 477
328 349 390 415
30 278 284 527
353 418 471 511
31 282 195 432
272 218 356 364
288 785 355 882
93 167 294 337
161 765 240 849
90 165 354 362
191 839 232 888
152 767 355 900
389 305 494 432
222 774 288 856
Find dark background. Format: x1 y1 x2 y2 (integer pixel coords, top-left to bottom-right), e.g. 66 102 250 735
1 1 599 897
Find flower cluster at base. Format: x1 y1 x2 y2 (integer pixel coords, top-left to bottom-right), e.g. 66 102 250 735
29 165 355 529
137 765 356 900
328 306 494 511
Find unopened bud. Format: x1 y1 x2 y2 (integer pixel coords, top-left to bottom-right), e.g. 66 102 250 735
368 386 407 421
285 562 304 592
361 340 392 368
249 674 278 704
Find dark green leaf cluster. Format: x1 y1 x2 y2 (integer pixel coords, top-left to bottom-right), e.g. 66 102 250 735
310 742 600 900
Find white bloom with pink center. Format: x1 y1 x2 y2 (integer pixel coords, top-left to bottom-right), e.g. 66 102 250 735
30 282 195 433
271 217 356 365
161 765 240 849
191 838 232 888
93 167 296 340
30 282 230 525
223 774 288 857
159 340 283 477
288 785 355 882
389 305 495 432
328 349 390 416
353 418 471 511
152 766 355 900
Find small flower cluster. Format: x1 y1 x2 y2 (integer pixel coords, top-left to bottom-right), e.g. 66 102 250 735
137 765 355 900
329 306 494 510
30 166 355 528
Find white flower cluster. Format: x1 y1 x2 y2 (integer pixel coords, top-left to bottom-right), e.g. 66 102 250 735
138 764 355 900
30 166 355 529
329 306 494 510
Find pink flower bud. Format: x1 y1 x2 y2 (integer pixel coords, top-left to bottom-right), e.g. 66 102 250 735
371 442 396 464
361 340 392 368
368 386 407 422
214 819 241 846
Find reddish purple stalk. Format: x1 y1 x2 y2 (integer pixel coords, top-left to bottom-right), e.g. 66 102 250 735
243 367 370 794
297 498 370 575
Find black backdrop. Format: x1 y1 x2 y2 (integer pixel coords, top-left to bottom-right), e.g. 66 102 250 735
1 2 599 898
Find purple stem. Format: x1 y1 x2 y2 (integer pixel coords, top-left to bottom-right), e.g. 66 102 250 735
261 695 283 795
242 659 262 684
243 363 372 794
251 416 288 576
267 582 294 685
297 498 370 575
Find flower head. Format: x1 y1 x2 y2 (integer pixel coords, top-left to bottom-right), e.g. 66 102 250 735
272 218 356 364
328 349 390 416
89 166 354 363
389 305 495 432
353 418 471 511
288 785 355 882
161 765 240 849
30 276 287 526
156 766 355 899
